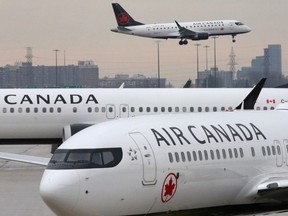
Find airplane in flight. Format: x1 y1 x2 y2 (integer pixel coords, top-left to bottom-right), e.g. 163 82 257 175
111 3 251 45
5 102 285 216
0 81 287 152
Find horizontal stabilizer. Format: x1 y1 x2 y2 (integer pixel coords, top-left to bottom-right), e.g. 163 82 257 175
0 152 50 166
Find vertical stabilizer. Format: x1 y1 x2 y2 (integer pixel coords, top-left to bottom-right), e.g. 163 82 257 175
112 3 144 27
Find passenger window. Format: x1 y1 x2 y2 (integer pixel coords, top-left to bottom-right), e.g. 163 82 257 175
42 107 47 113
26 108 30 113
146 107 151 112
88 107 92 113
175 107 179 112
198 151 203 161
216 149 220 159
182 107 187 112
154 107 158 112
101 107 106 113
205 107 209 112
204 150 208 160
131 107 135 113
272 146 276 155
228 149 233 158
161 107 165 112
95 107 99 113
187 151 191 162
192 151 197 161
175 152 180 162
139 107 143 112
251 147 255 157
10 108 14 113
213 107 217 112
168 107 172 112
221 107 225 111
262 146 266 156
18 108 22 113
277 145 281 155
34 108 38 113
2 108 7 113
239 148 244 158
181 152 186 162
50 107 54 113
266 146 271 156
168 153 173 163
57 107 61 113
198 107 202 112
109 107 113 113
190 107 194 112
222 149 227 159
210 150 215 160
234 148 238 158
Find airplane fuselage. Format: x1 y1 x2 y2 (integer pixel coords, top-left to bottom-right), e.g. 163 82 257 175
41 106 288 215
0 88 286 145
111 20 250 39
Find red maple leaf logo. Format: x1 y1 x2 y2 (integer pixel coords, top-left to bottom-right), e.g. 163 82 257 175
117 13 130 25
164 178 175 196
161 173 178 203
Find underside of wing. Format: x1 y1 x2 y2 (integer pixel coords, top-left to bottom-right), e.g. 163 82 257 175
0 152 50 166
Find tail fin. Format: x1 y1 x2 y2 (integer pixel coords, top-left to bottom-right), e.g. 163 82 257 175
112 3 144 27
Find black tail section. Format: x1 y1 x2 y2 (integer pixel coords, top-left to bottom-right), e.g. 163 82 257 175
112 3 144 27
235 78 266 110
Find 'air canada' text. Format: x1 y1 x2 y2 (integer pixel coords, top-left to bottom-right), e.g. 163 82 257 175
151 123 266 146
4 94 99 105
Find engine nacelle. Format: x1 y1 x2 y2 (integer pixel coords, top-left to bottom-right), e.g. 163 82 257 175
192 33 209 40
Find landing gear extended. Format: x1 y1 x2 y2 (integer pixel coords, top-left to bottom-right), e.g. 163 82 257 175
232 34 236 43
179 39 188 45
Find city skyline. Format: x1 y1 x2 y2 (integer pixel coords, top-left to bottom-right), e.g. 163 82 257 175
0 0 287 87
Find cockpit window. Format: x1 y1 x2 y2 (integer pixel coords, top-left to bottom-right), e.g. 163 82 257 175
235 22 244 26
47 148 123 170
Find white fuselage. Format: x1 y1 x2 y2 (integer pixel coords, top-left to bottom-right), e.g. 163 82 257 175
0 88 286 144
111 20 251 39
41 107 288 215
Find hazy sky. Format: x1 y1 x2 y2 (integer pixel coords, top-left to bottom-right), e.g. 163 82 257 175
0 0 287 86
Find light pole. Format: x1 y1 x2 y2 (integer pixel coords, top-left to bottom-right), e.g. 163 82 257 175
155 41 161 88
194 43 201 87
211 37 218 87
53 49 60 87
204 45 210 88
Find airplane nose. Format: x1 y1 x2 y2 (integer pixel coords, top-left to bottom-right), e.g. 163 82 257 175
246 26 252 32
40 170 80 216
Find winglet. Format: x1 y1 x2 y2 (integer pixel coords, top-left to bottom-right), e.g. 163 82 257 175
175 20 182 29
235 78 266 110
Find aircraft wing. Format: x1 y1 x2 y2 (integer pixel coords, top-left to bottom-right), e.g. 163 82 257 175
175 20 196 38
0 152 49 166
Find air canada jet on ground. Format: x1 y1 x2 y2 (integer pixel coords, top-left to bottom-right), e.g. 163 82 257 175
2 103 288 215
0 80 287 152
111 3 251 45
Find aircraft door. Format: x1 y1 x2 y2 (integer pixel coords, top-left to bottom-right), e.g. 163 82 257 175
106 104 116 119
129 132 157 185
274 140 283 167
120 104 129 118
229 22 234 31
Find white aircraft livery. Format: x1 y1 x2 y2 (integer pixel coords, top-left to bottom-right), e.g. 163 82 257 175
111 3 251 45
38 104 288 215
0 86 287 150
